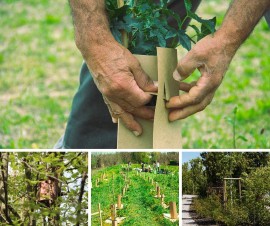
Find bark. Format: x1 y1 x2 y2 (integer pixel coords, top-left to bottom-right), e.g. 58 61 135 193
50 152 66 226
0 153 12 224
23 155 37 226
76 171 87 226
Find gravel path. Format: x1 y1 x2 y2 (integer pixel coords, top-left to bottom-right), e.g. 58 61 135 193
182 195 217 226
182 195 198 226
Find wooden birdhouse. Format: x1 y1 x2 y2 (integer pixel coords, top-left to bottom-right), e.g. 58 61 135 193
37 179 57 207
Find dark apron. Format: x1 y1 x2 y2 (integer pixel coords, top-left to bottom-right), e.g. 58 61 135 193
60 0 201 149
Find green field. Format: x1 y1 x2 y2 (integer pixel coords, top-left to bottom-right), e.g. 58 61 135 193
0 0 269 148
91 165 179 226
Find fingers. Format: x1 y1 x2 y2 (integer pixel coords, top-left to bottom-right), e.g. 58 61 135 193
102 95 118 123
132 106 155 120
119 111 143 136
166 85 206 110
130 59 158 93
103 98 155 136
173 50 200 81
179 81 197 92
167 71 221 110
168 93 214 121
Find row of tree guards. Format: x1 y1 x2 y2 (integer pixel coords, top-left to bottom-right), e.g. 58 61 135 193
92 168 178 225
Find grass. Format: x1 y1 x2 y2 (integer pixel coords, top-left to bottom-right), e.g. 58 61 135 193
0 0 81 148
91 165 179 226
0 0 269 148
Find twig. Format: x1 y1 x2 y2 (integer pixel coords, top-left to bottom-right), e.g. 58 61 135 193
0 195 21 223
64 153 82 167
76 171 88 226
21 159 65 183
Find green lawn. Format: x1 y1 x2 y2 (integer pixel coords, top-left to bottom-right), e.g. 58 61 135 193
91 165 179 226
0 0 269 148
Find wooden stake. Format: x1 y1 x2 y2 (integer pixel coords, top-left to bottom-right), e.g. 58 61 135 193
223 179 227 207
117 195 122 209
160 194 164 204
122 187 125 196
239 179 242 200
151 179 154 185
112 220 118 226
96 179 99 187
98 203 103 226
169 202 177 219
117 0 128 48
110 204 116 221
157 186 161 197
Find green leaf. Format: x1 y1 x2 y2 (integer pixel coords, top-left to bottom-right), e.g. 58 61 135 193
165 29 177 39
184 0 192 11
178 30 191 50
237 135 248 142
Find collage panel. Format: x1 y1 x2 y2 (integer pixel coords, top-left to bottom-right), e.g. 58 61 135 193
182 151 270 226
91 151 179 226
0 151 88 225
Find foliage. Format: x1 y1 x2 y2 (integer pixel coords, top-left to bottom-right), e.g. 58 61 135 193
200 152 269 187
185 153 270 226
105 0 216 55
194 195 250 226
0 152 88 225
91 164 179 225
182 158 207 196
242 167 270 225
91 152 179 169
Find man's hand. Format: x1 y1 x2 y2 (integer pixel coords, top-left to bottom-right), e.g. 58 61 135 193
86 38 157 135
69 0 157 136
166 0 270 121
166 33 234 121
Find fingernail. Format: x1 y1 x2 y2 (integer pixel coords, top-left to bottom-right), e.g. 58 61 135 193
153 81 158 87
112 117 118 123
133 131 140 136
173 70 182 81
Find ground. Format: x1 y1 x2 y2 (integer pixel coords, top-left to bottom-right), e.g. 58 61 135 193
0 0 269 148
91 164 179 226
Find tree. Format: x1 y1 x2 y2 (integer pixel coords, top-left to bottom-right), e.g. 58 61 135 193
0 152 88 225
182 162 193 194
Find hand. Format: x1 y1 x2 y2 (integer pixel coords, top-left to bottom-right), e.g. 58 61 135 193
85 38 158 135
166 33 235 121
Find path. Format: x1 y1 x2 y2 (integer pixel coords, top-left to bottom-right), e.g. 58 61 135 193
182 195 217 226
182 195 198 225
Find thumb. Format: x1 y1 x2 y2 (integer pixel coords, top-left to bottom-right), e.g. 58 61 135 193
173 50 200 81
131 63 158 93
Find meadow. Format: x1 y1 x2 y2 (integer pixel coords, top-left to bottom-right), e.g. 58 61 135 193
0 0 269 148
91 164 179 226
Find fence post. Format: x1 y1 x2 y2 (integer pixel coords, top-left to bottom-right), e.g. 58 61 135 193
110 204 116 221
169 202 177 219
117 195 122 209
98 203 102 226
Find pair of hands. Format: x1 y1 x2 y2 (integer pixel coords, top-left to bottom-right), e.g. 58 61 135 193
86 33 233 135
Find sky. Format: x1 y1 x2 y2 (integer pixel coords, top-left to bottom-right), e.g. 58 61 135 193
182 152 202 163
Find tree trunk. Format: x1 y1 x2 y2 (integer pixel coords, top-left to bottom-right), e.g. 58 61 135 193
0 153 11 224
76 171 87 226
23 154 37 226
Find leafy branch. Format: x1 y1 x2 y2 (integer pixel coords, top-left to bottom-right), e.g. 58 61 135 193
106 0 216 55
